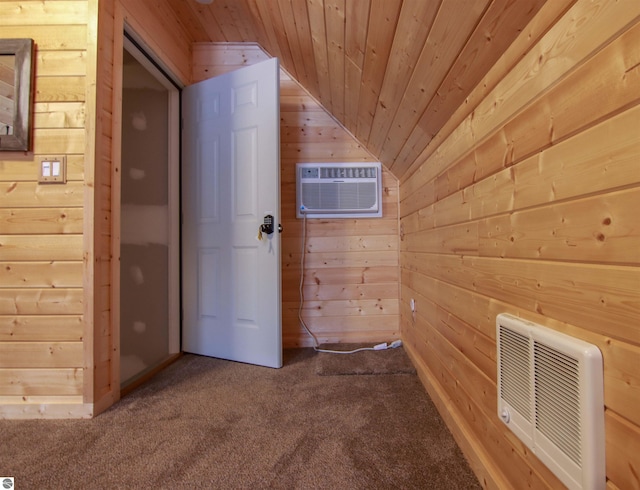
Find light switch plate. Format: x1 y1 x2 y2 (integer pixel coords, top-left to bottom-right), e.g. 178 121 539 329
38 155 67 184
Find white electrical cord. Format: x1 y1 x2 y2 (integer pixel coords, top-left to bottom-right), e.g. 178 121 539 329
298 212 322 347
298 211 402 355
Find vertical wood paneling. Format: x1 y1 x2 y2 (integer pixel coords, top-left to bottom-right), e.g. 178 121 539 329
243 0 284 61
366 0 439 153
192 44 400 348
354 0 402 143
324 0 345 123
83 0 100 412
290 0 320 99
91 0 195 414
392 0 548 174
166 0 549 183
118 0 194 84
343 0 369 130
379 0 490 170
89 0 114 414
276 0 310 92
307 0 332 107
259 1 296 78
400 1 640 488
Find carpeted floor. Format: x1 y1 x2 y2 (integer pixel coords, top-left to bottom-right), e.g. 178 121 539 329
0 348 480 489
315 344 417 376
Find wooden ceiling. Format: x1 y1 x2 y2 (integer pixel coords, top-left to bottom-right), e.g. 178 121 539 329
168 0 549 180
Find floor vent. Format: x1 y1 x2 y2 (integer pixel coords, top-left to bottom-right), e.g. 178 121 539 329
496 313 605 490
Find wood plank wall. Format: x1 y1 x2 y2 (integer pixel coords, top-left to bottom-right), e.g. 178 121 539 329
399 1 640 488
2 0 395 418
0 0 194 418
0 0 91 418
93 0 194 414
92 0 116 416
192 44 400 347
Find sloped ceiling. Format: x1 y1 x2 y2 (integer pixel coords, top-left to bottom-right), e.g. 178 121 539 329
168 0 549 180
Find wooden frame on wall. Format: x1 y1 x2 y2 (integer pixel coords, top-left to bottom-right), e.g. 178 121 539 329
0 38 34 151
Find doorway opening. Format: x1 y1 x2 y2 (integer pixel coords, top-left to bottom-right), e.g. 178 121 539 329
119 35 181 389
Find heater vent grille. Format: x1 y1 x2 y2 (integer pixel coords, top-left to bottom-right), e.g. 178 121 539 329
534 341 582 466
499 326 532 421
496 314 605 490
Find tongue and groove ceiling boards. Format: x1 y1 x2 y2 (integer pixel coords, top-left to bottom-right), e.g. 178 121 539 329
167 0 549 180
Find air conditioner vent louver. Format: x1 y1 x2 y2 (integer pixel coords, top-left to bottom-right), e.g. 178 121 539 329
496 314 604 490
296 162 382 218
301 182 377 210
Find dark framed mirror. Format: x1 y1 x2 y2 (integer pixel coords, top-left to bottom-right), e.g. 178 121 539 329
0 38 34 151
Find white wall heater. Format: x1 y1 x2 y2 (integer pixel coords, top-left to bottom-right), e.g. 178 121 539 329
496 313 605 490
296 162 382 219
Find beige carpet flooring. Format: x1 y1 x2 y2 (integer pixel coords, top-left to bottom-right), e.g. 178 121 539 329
0 348 480 489
315 343 417 376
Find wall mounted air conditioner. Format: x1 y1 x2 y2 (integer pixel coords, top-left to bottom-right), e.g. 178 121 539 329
296 162 382 218
496 313 605 490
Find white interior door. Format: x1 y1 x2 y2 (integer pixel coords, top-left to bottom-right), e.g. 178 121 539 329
182 58 282 368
